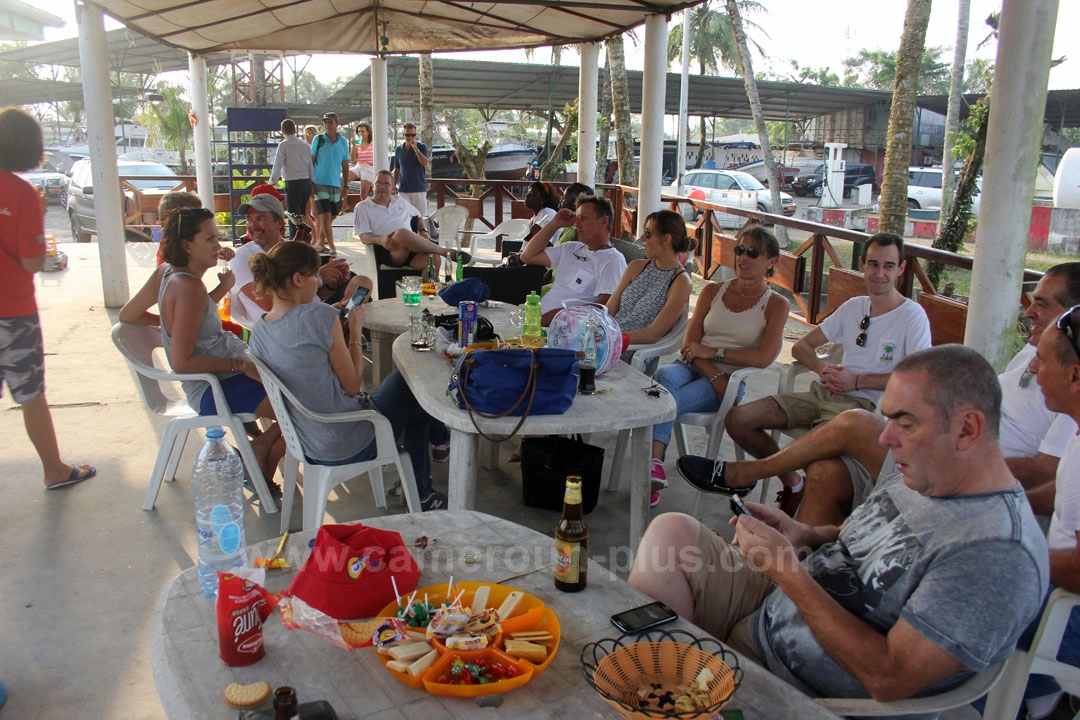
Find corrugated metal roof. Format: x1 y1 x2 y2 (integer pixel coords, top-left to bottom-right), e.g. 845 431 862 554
916 88 1080 128
0 77 142 105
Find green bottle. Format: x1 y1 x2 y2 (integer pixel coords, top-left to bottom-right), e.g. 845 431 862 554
455 253 464 282
427 253 436 283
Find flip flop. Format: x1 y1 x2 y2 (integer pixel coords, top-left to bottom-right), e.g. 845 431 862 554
46 464 96 490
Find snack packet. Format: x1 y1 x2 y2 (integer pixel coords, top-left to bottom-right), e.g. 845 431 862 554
217 571 279 666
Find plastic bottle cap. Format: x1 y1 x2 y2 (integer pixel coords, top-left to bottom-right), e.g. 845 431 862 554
206 426 225 439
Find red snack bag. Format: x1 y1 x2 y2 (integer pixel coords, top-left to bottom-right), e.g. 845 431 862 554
217 571 279 666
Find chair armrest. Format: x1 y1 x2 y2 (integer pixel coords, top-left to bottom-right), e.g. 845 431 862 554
1031 588 1080 660
776 343 843 395
816 662 1005 716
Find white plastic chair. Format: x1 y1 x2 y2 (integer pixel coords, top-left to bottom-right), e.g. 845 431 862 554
466 219 531 266
605 308 690 492
983 589 1080 720
110 322 279 512
427 204 469 276
252 358 421 533
815 661 1007 716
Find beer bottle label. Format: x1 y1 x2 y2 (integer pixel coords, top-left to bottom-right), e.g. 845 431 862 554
554 538 581 583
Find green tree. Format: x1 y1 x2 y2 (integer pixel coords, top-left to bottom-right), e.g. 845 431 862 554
607 34 636 186
143 84 193 173
843 46 949 93
939 0 970 220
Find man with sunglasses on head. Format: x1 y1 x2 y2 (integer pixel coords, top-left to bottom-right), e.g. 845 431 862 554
392 122 429 215
694 233 930 517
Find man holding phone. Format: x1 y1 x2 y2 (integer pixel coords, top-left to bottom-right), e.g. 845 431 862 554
630 346 1047 705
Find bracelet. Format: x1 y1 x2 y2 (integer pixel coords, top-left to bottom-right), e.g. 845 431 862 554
348 341 364 347
854 375 860 391
708 372 726 384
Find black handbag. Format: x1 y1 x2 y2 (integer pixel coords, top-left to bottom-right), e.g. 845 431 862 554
520 434 604 514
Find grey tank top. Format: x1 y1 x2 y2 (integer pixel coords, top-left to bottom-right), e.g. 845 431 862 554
158 266 247 410
614 260 686 332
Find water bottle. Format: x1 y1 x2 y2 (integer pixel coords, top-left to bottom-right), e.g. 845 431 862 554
523 291 542 338
192 426 247 597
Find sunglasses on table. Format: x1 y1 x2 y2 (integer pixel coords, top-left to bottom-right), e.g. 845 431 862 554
1056 305 1080 360
855 314 871 348
733 245 760 259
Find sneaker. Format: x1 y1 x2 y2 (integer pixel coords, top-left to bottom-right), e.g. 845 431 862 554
650 458 668 492
650 490 661 508
677 455 757 495
776 485 804 517
431 443 450 463
420 490 448 511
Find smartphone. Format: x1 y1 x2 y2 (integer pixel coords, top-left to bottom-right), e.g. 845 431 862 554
730 494 755 519
343 286 369 317
610 601 678 633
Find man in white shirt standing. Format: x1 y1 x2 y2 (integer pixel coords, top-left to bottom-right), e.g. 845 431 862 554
268 118 314 239
520 195 627 326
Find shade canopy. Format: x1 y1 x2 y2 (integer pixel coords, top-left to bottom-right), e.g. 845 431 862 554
85 0 700 56
0 77 142 105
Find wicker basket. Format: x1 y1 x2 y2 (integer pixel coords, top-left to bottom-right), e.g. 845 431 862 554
580 629 742 720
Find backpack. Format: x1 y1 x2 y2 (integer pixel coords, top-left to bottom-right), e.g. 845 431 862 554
311 133 326 166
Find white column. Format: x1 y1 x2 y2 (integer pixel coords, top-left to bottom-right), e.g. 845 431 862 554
965 0 1059 368
577 43 599 186
676 9 691 182
371 57 390 174
636 14 668 236
76 0 127 307
189 52 214 211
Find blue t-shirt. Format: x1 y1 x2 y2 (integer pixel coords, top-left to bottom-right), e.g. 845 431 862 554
394 141 429 193
311 134 351 188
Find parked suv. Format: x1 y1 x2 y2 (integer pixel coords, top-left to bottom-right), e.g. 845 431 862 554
790 162 876 199
907 167 982 214
669 168 797 218
66 158 180 242
18 165 68 205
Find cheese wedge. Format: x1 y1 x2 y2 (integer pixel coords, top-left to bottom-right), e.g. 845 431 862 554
387 641 433 662
408 648 439 677
386 660 411 673
470 585 492 614
497 591 524 620
504 640 547 663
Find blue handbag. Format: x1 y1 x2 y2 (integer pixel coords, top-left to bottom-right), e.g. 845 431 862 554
448 347 578 440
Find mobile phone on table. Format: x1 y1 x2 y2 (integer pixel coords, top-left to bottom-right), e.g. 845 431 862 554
342 286 369 317
610 601 678 633
730 494 755 519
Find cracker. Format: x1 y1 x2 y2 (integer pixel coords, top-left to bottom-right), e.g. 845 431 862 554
340 618 383 648
224 681 271 709
504 639 547 663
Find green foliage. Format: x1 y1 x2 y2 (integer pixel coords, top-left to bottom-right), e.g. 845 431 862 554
842 46 950 93
950 96 990 160
666 0 767 76
783 60 840 87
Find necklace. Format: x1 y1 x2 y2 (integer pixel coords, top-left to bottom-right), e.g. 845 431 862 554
733 281 767 299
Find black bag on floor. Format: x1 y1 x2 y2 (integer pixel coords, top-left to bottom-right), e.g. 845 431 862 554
520 434 604 514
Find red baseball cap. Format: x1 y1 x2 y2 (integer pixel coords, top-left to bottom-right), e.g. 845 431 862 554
250 183 285 201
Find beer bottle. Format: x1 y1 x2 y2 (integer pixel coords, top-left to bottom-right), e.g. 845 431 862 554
554 476 589 592
427 252 437 283
273 686 299 720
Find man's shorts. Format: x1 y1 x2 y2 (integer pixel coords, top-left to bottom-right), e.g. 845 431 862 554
0 314 45 404
773 381 876 430
313 184 342 216
686 524 775 660
198 373 267 416
839 453 877 512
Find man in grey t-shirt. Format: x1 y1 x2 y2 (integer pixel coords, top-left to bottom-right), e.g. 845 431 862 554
630 345 1048 711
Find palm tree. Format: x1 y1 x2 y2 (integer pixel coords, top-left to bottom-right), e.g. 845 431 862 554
418 53 435 152
666 0 765 168
146 85 193 173
878 0 933 236
607 35 636 186
939 0 970 222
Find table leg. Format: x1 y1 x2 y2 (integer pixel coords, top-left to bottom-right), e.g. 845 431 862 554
479 436 499 470
628 425 651 559
370 330 395 387
448 429 478 511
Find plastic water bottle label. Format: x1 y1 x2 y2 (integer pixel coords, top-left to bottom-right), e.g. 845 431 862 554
210 504 232 530
218 521 242 555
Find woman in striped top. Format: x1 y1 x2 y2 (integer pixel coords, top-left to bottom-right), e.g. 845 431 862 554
349 122 375 199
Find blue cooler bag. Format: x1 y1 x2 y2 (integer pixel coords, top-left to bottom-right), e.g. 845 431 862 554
448 347 578 440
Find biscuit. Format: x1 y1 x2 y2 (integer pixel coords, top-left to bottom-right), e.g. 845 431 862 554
224 681 271 709
340 617 383 648
504 639 548 663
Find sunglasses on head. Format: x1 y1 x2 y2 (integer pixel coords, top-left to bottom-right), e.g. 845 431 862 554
855 314 871 348
734 245 760 259
1056 305 1080 360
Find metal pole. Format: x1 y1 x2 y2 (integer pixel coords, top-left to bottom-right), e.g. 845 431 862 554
189 52 214 210
578 43 599 185
76 0 128 307
637 14 668 235
966 0 1060 368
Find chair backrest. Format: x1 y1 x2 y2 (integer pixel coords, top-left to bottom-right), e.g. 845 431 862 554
250 358 313 464
625 307 690 375
111 322 177 415
428 204 469 248
462 264 547 305
480 218 531 242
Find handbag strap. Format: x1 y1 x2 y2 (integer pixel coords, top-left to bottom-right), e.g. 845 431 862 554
458 349 539 442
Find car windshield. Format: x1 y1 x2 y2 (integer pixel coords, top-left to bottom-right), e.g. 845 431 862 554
121 164 177 189
732 173 765 191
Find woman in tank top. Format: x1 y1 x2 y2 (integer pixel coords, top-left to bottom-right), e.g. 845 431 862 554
607 209 695 345
119 207 285 486
349 123 375 199
648 225 790 508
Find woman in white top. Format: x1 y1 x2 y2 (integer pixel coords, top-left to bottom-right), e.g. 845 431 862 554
648 225 789 507
349 123 375 199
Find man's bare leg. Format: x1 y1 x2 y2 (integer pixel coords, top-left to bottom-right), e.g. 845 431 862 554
317 213 337 253
724 397 801 487
798 458 855 526
23 393 93 486
629 512 702 620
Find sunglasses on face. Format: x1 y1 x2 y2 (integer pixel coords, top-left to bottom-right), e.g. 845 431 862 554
734 245 760 259
855 314 872 348
1056 305 1080 360
404 133 417 137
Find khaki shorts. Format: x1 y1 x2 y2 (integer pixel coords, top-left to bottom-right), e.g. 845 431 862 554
773 381 876 430
839 453 876 513
687 525 775 662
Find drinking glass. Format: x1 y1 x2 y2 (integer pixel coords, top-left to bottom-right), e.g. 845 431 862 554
409 314 435 350
401 276 422 306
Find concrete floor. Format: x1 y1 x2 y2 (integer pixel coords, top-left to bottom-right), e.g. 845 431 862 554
0 208 983 719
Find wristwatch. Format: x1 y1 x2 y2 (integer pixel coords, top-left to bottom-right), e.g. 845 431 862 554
714 347 725 363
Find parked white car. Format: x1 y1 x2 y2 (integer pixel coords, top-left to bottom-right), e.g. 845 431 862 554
907 167 982 215
667 168 794 227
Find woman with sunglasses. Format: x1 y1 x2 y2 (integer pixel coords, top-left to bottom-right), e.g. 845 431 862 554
647 225 789 507
349 123 375 199
247 241 449 511
120 207 285 486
